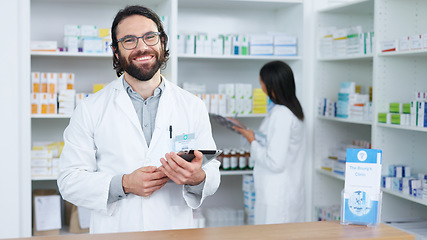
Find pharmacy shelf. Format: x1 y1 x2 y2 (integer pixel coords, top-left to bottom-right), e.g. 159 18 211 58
221 114 266 118
32 176 58 181
31 51 112 58
317 169 427 207
378 49 427 58
377 123 427 133
386 221 427 240
220 170 253 176
178 0 302 10
318 0 374 14
382 188 427 207
317 116 372 126
31 114 72 119
318 54 373 61
178 54 301 61
316 168 345 181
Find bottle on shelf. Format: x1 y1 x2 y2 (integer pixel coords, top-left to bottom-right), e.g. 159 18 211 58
248 150 254 170
238 149 247 170
230 149 238 170
222 149 231 171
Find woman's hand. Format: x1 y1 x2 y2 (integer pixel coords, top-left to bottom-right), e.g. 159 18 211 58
228 118 255 144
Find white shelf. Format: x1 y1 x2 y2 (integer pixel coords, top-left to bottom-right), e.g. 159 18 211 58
378 49 427 58
382 188 427 207
220 170 253 176
316 169 427 207
32 176 58 181
317 116 372 126
220 114 266 118
178 0 302 10
377 123 427 133
318 54 373 61
31 114 72 119
318 0 374 14
178 54 301 61
316 168 345 181
31 51 112 58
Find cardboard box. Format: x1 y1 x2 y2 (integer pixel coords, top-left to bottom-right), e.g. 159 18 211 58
32 189 61 236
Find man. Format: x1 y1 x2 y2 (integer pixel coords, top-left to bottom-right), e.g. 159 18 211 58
57 5 220 234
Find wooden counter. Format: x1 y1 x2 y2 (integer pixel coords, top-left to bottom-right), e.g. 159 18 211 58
7 221 414 240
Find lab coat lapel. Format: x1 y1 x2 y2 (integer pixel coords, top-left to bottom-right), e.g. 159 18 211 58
112 78 147 147
149 80 173 150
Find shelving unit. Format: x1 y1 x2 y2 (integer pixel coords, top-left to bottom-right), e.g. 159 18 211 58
317 115 372 126
176 0 305 217
312 0 374 216
314 1 427 238
373 0 427 224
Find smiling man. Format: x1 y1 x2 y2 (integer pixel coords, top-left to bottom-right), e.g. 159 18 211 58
57 5 220 234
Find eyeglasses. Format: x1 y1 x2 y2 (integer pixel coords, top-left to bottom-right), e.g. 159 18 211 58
118 32 161 50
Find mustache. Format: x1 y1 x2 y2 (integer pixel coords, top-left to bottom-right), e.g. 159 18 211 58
130 50 157 59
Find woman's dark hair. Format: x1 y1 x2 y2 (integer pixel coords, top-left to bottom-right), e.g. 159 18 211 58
111 5 169 77
260 61 304 121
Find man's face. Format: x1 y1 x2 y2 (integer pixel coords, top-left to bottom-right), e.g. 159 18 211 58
115 15 164 81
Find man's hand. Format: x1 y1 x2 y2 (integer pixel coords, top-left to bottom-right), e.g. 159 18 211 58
158 150 206 186
122 166 169 197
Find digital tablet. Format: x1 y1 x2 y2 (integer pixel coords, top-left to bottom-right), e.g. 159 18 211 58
209 114 246 133
177 150 222 166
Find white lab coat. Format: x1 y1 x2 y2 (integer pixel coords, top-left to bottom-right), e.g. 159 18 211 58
57 76 220 233
251 104 305 224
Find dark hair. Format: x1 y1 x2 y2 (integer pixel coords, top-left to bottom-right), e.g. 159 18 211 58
260 61 304 121
111 5 169 77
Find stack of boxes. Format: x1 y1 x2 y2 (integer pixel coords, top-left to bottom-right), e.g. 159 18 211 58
336 82 371 120
378 91 427 127
31 72 75 115
178 33 297 56
31 142 63 178
252 88 268 114
382 165 427 200
242 175 255 225
318 26 374 58
381 33 427 53
321 140 371 176
235 84 253 115
63 25 112 54
183 83 268 116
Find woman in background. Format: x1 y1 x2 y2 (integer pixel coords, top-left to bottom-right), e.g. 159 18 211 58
232 60 306 224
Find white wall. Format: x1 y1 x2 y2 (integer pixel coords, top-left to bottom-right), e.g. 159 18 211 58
0 0 31 238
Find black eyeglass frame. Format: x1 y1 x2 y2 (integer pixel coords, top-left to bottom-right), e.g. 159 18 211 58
117 32 161 50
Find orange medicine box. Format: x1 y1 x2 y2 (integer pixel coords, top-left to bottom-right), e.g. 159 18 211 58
47 73 57 94
41 72 48 93
31 93 40 114
40 93 48 114
47 93 57 114
67 73 75 89
32 72 41 93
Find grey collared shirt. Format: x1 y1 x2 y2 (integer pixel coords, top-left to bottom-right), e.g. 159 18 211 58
107 77 204 204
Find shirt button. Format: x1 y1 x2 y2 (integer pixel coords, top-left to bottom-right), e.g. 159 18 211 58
144 102 148 105
144 124 148 127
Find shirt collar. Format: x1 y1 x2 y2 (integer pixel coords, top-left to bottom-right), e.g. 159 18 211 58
123 77 165 98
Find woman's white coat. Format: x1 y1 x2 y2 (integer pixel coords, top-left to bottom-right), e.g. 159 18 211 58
251 105 305 224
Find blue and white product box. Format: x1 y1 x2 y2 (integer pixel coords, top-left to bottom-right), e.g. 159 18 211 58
341 148 382 226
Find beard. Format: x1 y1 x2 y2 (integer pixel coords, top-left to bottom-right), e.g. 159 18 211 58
118 48 164 81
